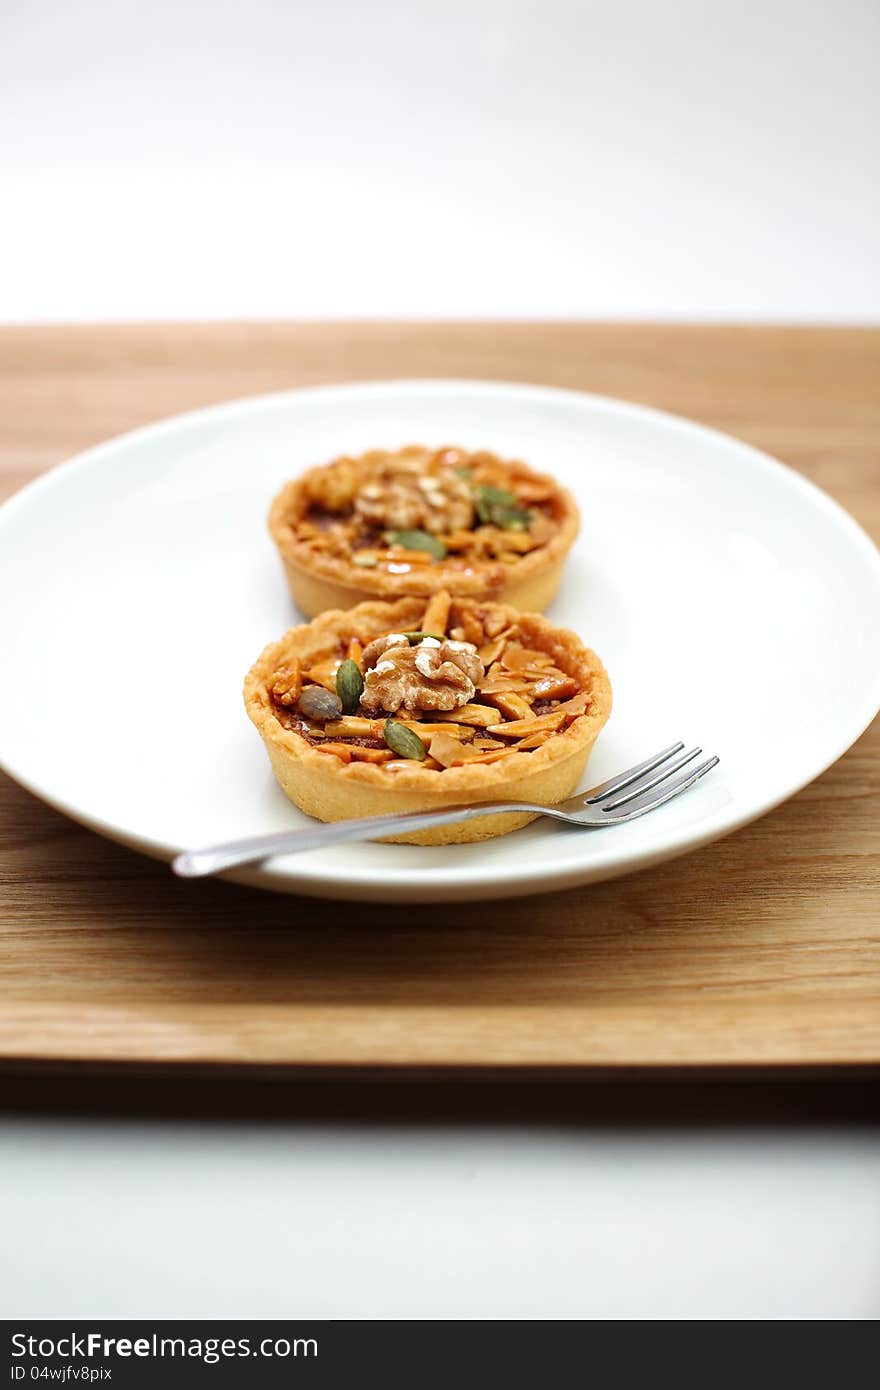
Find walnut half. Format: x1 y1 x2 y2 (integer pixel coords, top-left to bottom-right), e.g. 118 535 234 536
355 468 474 534
360 636 485 714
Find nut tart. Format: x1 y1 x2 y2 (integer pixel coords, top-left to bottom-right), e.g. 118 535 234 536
268 445 579 617
244 589 611 845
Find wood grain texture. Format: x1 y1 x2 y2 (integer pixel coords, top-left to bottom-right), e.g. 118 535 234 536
1 323 878 1070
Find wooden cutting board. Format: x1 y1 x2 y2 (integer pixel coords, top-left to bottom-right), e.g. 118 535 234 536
1 323 878 1072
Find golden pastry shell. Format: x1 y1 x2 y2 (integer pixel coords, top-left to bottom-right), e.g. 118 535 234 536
268 448 580 617
244 597 612 845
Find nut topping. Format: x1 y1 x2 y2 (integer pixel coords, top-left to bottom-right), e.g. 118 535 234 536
360 633 411 669
360 637 485 714
269 660 302 707
304 458 358 512
262 592 593 772
296 686 343 722
355 467 473 534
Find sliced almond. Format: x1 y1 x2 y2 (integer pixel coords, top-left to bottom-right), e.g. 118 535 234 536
443 703 502 728
421 589 452 637
478 675 536 695
398 719 473 738
488 710 566 739
495 531 539 553
306 658 343 692
509 480 556 503
428 731 466 768
439 529 481 551
485 691 536 721
347 746 395 764
554 691 591 718
384 548 434 566
322 717 383 739
532 675 580 701
458 609 484 646
519 664 568 680
512 730 553 750
451 746 519 765
482 611 509 638
502 644 553 671
478 635 508 666
527 515 555 544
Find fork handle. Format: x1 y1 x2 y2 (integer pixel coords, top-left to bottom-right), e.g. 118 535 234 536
172 802 534 878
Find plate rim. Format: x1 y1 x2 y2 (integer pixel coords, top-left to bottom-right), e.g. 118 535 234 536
2 376 879 901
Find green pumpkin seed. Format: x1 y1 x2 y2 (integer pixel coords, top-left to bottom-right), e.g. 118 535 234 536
336 658 364 714
402 631 445 645
473 484 533 530
473 484 516 524
383 719 427 761
476 483 518 507
493 504 533 530
352 553 378 567
386 529 447 560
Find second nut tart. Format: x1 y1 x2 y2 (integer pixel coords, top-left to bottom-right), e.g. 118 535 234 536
244 589 611 845
268 445 579 617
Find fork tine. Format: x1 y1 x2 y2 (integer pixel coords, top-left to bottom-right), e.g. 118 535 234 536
584 741 685 804
602 755 720 822
599 745 703 811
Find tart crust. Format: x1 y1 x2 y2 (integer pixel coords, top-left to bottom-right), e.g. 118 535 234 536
268 446 580 617
244 596 612 845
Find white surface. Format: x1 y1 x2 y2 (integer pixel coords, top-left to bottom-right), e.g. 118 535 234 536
1 0 878 322
1 1115 878 1319
1 379 878 900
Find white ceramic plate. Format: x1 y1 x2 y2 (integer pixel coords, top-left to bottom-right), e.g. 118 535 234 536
1 380 878 902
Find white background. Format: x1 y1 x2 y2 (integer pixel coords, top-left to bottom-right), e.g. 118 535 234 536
2 0 878 321
3 1112 879 1318
2 0 878 1322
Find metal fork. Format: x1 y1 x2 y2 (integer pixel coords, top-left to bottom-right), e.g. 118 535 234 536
172 742 719 879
